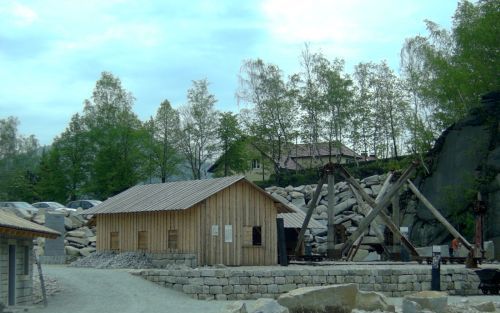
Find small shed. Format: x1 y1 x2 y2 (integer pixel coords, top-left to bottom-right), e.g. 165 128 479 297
86 176 294 266
0 211 60 306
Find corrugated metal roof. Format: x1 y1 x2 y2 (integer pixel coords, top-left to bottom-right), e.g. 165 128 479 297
278 211 326 229
86 176 294 215
0 210 60 238
269 193 326 229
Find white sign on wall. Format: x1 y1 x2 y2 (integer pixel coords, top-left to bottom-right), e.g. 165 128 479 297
224 225 233 243
211 225 219 236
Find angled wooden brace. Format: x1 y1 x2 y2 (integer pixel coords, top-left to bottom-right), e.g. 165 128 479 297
407 179 473 251
294 175 327 256
338 162 419 257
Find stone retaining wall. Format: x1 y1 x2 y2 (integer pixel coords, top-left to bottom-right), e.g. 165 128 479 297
149 253 197 268
136 265 482 300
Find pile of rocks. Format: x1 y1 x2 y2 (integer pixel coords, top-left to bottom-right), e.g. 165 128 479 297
71 251 155 269
33 272 60 304
30 209 97 259
266 174 387 259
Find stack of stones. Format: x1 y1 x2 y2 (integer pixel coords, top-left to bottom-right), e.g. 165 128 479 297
265 174 387 260
31 209 97 259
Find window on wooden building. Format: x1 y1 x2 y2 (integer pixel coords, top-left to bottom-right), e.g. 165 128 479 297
138 231 148 251
168 230 178 250
243 226 262 246
110 232 119 251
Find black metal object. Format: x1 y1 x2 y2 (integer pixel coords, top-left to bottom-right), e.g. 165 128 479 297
276 218 288 266
431 249 441 291
475 269 500 295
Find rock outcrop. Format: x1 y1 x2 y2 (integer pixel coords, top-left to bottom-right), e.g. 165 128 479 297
410 92 500 247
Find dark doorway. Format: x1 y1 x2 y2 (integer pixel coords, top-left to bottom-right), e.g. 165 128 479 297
8 245 16 306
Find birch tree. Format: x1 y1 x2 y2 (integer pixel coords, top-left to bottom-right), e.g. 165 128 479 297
178 79 218 179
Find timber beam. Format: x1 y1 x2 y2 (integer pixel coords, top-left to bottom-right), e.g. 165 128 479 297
294 175 327 255
407 180 473 251
337 161 419 257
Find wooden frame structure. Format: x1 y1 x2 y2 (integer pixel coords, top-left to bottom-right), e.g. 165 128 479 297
294 161 476 265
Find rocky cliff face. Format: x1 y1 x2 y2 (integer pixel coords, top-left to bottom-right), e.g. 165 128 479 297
408 92 500 246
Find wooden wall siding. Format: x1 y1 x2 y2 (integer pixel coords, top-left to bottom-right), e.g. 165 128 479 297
96 180 278 266
200 180 278 266
96 208 201 261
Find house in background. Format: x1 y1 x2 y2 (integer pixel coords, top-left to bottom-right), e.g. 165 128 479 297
0 211 60 306
86 176 295 266
208 141 362 183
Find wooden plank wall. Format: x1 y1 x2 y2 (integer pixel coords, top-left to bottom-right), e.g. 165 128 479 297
96 180 278 266
96 207 203 262
201 180 278 266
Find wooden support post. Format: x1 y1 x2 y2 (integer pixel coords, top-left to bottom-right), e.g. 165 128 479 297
33 251 47 307
339 162 418 257
339 167 419 257
327 173 336 258
349 178 392 260
294 175 327 255
392 193 401 245
407 179 473 251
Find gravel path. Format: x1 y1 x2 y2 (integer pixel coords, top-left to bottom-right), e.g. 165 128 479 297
29 265 230 313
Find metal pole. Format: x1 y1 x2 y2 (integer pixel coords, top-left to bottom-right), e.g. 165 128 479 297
277 218 288 266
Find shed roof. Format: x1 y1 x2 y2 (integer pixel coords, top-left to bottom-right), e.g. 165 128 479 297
86 176 294 215
278 211 326 229
0 210 60 239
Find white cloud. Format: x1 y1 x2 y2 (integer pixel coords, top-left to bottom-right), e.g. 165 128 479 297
11 2 37 26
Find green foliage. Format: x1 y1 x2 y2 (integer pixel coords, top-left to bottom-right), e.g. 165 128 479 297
238 59 298 183
178 79 219 179
34 147 69 203
149 100 182 183
213 112 249 177
402 0 500 128
255 156 413 188
0 117 40 201
82 72 147 198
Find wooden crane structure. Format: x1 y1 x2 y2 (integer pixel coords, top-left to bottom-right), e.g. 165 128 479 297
293 160 478 266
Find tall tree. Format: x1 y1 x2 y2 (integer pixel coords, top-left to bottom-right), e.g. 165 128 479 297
152 100 182 183
215 112 247 177
82 72 145 198
315 58 354 162
178 79 218 179
298 45 323 168
402 0 499 128
52 113 91 200
238 59 298 183
35 146 68 202
0 117 40 201
351 62 376 158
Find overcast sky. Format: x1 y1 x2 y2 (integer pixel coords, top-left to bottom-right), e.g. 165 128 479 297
0 0 459 145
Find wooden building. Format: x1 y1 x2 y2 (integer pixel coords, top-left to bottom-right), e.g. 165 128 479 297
86 176 294 266
0 211 59 306
208 141 362 182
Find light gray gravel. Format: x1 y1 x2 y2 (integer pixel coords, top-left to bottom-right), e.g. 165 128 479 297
29 265 231 313
70 251 155 269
